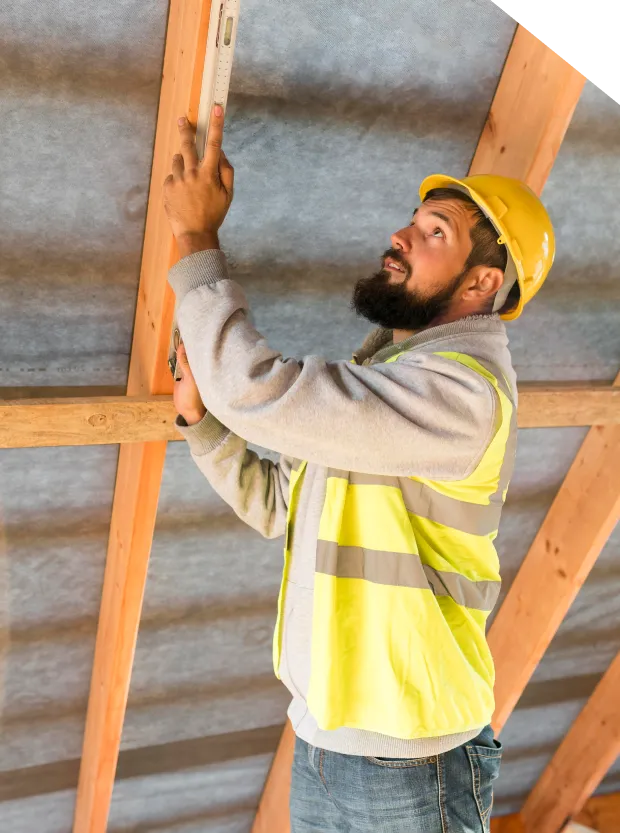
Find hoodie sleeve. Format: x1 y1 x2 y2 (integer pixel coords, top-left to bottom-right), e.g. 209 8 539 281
175 410 293 539
169 250 498 480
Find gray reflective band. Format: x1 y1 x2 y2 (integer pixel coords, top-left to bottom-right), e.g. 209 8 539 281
327 470 502 536
327 468 349 480
317 540 428 589
470 359 518 504
316 541 500 612
421 565 500 611
490 406 517 503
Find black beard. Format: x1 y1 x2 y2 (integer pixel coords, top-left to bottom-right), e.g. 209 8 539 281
351 249 466 331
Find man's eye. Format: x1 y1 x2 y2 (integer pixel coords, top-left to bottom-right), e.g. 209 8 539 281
432 228 444 238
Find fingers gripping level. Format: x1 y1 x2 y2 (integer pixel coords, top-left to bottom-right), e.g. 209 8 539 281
168 0 240 381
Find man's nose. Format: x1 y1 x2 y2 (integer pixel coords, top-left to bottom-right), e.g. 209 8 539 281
390 226 414 253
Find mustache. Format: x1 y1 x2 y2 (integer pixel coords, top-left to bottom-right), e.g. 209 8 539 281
381 248 412 279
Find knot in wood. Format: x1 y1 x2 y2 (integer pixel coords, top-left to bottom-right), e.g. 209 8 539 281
88 413 108 428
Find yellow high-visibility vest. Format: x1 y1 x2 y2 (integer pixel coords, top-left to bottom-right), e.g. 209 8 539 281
273 351 516 739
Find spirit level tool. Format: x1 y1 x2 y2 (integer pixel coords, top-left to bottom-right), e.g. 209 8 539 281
169 0 240 381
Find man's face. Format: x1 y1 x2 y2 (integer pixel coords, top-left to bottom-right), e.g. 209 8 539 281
352 198 477 330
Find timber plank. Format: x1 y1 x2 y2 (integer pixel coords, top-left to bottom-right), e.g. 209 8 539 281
2 384 619 449
72 0 212 830
521 653 620 833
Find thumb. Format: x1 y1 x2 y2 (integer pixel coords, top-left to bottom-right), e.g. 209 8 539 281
176 342 191 378
220 150 234 194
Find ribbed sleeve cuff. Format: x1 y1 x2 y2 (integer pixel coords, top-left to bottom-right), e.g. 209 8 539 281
175 411 230 456
168 249 229 304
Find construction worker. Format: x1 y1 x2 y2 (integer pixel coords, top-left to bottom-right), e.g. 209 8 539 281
163 105 554 833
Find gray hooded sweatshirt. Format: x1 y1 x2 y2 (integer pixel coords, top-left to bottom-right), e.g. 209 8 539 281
169 250 517 759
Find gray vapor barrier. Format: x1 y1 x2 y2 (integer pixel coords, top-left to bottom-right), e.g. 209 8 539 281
1 0 619 830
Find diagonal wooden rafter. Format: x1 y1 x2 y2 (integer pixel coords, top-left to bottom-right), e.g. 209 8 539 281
251 24 586 833
489 374 620 733
1 383 619 449
252 721 296 833
72 1 213 830
468 26 586 189
520 650 620 833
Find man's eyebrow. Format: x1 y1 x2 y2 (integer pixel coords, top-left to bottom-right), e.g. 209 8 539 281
429 210 453 229
410 207 454 230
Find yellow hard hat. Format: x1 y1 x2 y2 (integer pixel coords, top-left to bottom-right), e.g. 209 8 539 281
419 174 555 320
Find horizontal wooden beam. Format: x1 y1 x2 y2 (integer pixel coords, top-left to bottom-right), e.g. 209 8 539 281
515 384 620 428
522 651 620 833
1 384 619 449
0 386 126 399
0 395 178 447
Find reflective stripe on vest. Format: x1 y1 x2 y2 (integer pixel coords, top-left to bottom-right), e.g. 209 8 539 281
272 457 307 675
315 540 500 611
275 352 516 739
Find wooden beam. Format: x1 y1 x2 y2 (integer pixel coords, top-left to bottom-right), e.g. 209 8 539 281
0 386 126 399
521 652 620 833
574 792 620 833
251 722 295 833
0 396 178 448
516 384 620 429
2 383 619 449
490 373 620 733
72 1 212 831
493 792 620 833
251 23 586 833
490 814 526 833
469 25 585 192
73 440 168 833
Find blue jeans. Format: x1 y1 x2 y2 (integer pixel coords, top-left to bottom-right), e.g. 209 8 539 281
290 726 502 832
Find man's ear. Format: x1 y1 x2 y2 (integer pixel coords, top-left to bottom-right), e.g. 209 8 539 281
460 266 504 304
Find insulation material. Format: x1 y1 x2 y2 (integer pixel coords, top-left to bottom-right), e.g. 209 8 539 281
122 441 288 756
0 1 168 388
0 0 619 831
107 757 272 833
507 81 620 382
0 446 117 827
0 790 78 833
